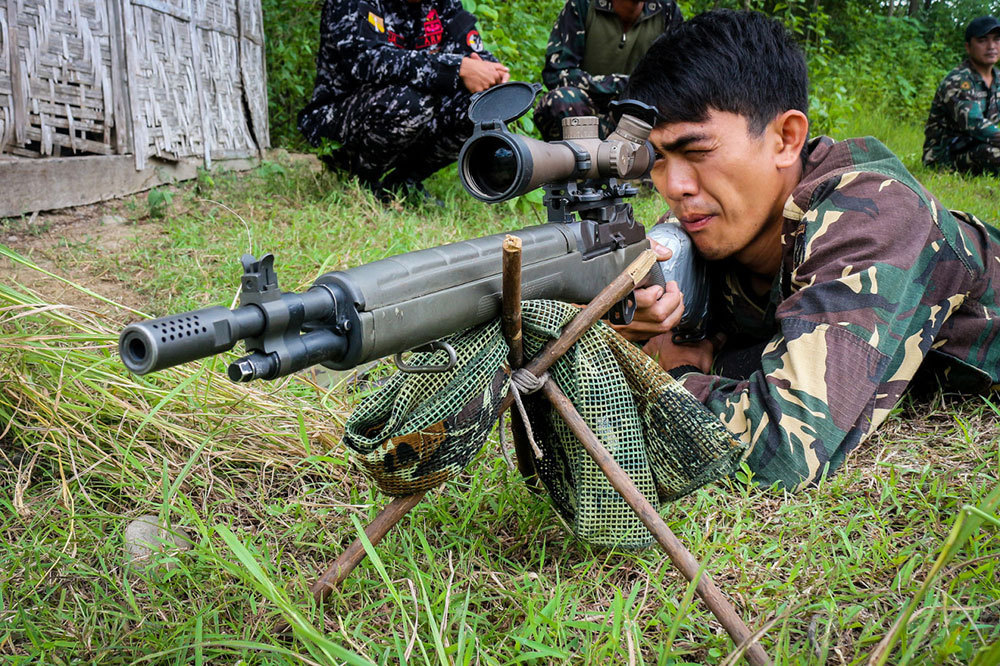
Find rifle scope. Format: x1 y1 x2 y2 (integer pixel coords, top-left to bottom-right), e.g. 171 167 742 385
459 109 655 203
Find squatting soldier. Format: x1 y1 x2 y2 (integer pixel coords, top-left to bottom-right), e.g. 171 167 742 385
923 15 1000 174
533 0 682 141
618 10 1000 490
298 0 509 201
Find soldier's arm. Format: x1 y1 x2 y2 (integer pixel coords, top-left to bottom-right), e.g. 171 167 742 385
327 0 466 93
438 0 501 63
668 173 963 491
943 74 1000 147
541 0 628 101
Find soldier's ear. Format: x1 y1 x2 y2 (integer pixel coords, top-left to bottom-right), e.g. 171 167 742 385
771 110 809 170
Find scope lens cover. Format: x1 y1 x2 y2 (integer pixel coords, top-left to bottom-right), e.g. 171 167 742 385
467 81 542 125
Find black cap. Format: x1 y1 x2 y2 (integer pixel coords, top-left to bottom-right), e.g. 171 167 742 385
965 16 1000 41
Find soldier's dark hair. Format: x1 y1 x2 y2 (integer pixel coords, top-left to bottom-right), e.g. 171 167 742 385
625 10 809 135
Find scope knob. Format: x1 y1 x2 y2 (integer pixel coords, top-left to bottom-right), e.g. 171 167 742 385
606 141 636 178
560 116 600 140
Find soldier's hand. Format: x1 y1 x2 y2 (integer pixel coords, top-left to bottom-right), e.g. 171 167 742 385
460 54 510 93
611 239 683 342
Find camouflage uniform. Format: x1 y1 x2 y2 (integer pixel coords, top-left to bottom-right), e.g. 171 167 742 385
298 0 497 188
669 136 1000 490
534 0 682 141
922 59 1000 173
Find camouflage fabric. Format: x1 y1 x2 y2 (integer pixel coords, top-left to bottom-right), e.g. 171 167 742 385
672 136 1000 491
922 59 1000 173
534 0 682 141
344 300 744 548
298 0 496 186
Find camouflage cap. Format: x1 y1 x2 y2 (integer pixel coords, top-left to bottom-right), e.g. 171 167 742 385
965 15 1000 41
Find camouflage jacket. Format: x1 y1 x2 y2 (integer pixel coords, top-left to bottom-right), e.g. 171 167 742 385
923 59 1000 165
299 0 495 146
541 0 682 104
674 136 1000 490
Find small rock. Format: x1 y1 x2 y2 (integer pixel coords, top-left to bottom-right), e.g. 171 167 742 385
124 514 193 571
99 214 127 226
7 235 18 242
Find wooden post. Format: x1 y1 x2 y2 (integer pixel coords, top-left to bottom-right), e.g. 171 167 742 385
501 234 543 489
501 235 524 368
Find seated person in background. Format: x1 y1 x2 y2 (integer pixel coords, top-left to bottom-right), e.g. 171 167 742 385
923 15 1000 174
298 0 509 201
533 0 682 141
618 10 1000 490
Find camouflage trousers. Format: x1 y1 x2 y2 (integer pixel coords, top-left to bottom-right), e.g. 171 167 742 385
951 141 1000 175
300 85 475 187
532 86 617 142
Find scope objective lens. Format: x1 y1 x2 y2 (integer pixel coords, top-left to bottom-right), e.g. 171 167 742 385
466 136 518 199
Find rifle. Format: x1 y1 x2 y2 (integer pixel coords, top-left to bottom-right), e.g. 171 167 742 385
118 83 698 381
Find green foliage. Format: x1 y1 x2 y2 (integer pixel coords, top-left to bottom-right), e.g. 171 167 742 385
261 0 323 151
146 187 173 219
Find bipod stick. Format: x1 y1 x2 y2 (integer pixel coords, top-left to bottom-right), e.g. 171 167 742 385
501 249 770 664
273 492 424 635
501 235 543 490
540 381 771 666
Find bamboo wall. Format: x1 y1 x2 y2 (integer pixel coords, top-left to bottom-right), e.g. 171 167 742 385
0 0 268 191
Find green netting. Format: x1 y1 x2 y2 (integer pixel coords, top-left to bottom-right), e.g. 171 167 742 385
343 299 745 548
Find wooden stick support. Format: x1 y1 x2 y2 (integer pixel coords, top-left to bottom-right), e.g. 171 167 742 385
282 245 770 664
499 249 658 415
274 492 425 635
500 235 542 489
501 235 524 368
541 380 771 665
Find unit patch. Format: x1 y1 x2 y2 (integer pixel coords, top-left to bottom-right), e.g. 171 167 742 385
466 29 483 52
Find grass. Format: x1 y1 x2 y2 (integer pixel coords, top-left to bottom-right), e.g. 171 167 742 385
1 117 999 664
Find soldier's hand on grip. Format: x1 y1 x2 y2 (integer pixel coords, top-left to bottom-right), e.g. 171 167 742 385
612 240 685 342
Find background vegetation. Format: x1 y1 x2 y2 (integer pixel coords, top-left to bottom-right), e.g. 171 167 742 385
1 0 999 664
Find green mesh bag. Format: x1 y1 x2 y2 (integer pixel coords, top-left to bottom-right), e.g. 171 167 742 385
343 300 745 548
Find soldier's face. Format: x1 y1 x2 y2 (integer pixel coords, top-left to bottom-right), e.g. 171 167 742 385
966 31 1000 69
648 110 802 271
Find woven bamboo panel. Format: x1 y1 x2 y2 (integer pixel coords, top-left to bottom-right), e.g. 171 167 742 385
122 1 203 167
1 0 266 179
194 0 256 161
122 0 266 169
1 0 120 158
1 4 11 155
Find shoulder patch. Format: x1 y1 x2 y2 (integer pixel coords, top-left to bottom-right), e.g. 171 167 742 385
466 29 483 52
960 80 972 90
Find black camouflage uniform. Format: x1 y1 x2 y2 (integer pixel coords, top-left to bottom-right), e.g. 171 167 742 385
534 0 682 141
922 59 1000 174
298 0 498 191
